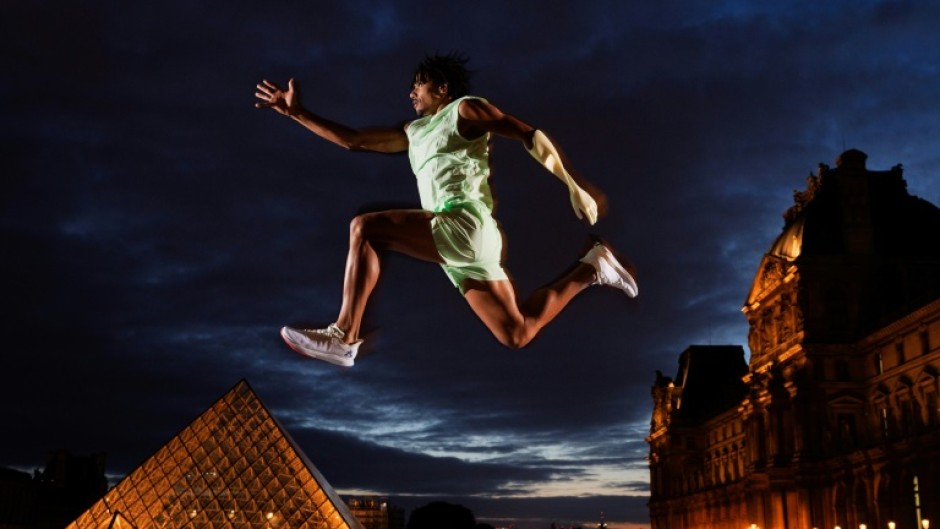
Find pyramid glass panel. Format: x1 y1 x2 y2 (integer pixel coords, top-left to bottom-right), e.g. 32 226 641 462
67 380 365 529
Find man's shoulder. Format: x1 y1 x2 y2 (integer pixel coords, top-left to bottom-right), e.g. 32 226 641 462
456 96 502 122
457 95 489 107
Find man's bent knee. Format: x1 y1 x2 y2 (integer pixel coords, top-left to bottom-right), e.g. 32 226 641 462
497 326 531 350
349 212 384 242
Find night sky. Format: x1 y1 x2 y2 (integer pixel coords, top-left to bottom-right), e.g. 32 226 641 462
3 1 940 528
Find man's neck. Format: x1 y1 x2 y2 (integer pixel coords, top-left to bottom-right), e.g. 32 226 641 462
426 96 455 116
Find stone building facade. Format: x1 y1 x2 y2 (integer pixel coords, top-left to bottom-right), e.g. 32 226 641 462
648 150 940 529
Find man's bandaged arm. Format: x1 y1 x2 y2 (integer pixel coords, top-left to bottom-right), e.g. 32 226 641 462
525 130 598 225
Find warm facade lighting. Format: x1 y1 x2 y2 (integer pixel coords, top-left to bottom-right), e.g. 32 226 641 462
923 520 930 529
888 523 895 529
646 152 940 529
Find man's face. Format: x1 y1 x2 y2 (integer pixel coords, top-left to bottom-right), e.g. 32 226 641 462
410 79 449 116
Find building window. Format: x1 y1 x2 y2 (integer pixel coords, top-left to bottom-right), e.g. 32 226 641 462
900 395 915 435
837 413 857 450
880 408 891 441
925 389 939 428
875 353 884 375
896 342 906 364
914 475 923 527
920 330 930 355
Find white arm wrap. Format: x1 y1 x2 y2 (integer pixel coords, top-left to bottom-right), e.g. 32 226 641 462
526 130 598 225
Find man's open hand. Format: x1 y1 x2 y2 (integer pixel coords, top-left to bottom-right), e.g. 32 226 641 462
255 78 300 116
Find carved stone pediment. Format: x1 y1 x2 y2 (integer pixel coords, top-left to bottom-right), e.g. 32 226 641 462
745 255 788 308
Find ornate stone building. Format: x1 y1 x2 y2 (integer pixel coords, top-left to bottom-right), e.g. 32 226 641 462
648 150 940 529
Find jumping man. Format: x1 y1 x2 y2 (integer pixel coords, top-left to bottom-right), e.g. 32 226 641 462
254 54 637 367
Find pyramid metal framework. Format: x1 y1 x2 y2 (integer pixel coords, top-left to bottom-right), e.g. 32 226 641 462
66 380 365 529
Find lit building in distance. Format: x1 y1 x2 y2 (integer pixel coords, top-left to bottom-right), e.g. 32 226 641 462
344 496 404 529
648 150 940 529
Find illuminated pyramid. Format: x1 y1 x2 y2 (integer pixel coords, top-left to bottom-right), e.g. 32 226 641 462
66 380 365 529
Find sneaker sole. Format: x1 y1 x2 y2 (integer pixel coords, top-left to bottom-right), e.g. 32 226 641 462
280 327 355 367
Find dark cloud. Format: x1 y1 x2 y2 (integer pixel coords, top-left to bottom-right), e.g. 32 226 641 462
3 1 940 527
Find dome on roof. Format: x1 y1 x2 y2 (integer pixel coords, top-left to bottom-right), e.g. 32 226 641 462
768 214 804 261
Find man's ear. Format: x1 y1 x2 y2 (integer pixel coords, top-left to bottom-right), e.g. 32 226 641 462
437 83 449 96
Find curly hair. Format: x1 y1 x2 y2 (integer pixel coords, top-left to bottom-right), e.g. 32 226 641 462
412 52 472 99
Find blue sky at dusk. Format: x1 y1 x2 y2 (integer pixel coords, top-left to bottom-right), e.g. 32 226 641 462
3 1 940 528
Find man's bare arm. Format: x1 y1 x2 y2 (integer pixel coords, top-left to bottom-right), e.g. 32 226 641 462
457 97 536 145
457 98 607 224
255 78 408 154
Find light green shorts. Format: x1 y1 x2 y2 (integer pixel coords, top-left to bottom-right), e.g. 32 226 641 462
430 202 509 293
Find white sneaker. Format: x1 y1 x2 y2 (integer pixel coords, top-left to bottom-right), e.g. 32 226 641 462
580 242 638 297
280 324 361 367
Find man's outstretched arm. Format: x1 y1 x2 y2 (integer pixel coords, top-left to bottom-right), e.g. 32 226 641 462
457 98 607 224
255 78 408 154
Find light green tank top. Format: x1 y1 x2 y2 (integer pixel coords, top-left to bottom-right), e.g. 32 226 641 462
406 96 494 213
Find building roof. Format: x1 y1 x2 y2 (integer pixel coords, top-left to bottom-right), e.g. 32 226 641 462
770 149 940 260
673 345 748 425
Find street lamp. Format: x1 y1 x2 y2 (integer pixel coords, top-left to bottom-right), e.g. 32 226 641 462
861 525 867 529
922 520 929 529
888 522 895 529
750 525 758 529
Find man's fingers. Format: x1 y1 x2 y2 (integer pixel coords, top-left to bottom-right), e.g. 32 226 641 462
257 80 287 98
256 83 278 97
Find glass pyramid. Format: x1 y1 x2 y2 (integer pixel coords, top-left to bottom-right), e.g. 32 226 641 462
66 380 365 529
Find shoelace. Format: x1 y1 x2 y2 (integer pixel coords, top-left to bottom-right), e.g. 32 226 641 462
298 324 345 340
327 323 346 340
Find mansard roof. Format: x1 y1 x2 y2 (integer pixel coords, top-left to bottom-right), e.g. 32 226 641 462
673 345 748 425
770 149 940 261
